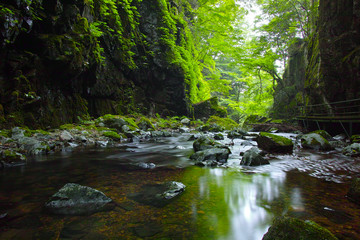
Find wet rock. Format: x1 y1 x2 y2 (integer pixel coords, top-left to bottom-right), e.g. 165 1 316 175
128 181 185 207
45 183 112 215
300 133 333 151
257 132 293 153
188 133 201 141
241 141 255 146
214 133 224 140
240 147 269 166
18 137 49 155
132 222 163 238
227 130 247 139
103 118 127 130
342 143 360 157
347 178 360 204
179 127 190 133
0 149 27 168
59 130 74 142
190 147 231 166
135 162 156 169
262 217 338 240
11 127 25 140
193 136 221 152
311 130 333 140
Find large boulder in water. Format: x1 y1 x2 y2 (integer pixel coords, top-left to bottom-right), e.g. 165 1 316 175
256 132 293 154
190 147 231 166
45 183 112 215
128 181 185 207
342 143 360 157
240 147 269 166
347 178 360 204
262 217 338 240
301 133 333 151
193 136 221 152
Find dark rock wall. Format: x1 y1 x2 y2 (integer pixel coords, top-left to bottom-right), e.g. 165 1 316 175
0 0 206 128
273 0 360 118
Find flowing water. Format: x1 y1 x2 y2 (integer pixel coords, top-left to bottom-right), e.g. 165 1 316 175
1 133 360 239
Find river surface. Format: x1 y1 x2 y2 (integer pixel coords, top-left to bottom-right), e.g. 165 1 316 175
1 132 360 239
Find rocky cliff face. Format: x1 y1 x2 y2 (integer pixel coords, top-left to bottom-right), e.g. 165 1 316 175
0 0 209 128
273 0 360 118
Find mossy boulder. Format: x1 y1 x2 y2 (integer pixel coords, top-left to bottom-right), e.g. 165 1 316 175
193 136 219 152
347 178 360 204
301 133 334 151
190 147 231 166
310 130 332 140
193 97 227 120
206 116 238 130
351 135 360 143
0 150 27 168
342 143 360 157
102 131 122 141
137 117 155 131
257 132 293 154
262 217 338 240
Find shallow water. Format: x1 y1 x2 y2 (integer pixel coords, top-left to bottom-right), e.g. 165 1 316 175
1 133 360 239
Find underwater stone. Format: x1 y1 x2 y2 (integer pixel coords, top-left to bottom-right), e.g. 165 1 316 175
45 183 112 215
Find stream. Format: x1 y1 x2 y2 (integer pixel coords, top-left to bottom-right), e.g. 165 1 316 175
1 132 360 239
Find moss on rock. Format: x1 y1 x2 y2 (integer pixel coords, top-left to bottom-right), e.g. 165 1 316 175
257 132 293 154
207 116 239 130
263 217 337 240
102 131 122 140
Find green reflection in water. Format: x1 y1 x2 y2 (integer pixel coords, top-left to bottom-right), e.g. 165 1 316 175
178 166 288 240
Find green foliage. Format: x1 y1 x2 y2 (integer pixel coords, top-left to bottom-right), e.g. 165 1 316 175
206 116 239 130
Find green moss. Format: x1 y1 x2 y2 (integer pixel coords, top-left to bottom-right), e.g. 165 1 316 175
59 124 76 130
0 130 10 138
260 132 293 146
263 217 337 240
102 131 122 140
351 135 360 143
311 130 332 140
137 117 155 130
207 116 238 130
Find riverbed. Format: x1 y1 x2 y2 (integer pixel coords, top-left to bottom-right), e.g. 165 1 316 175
1 132 360 239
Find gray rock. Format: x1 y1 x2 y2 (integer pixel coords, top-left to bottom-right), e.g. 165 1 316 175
193 136 220 152
128 181 185 207
342 143 360 157
59 130 74 142
18 137 49 155
240 147 269 166
190 147 231 166
301 133 333 151
11 127 25 140
103 118 127 130
180 118 191 125
122 125 130 132
179 127 190 133
214 133 224 140
45 183 112 215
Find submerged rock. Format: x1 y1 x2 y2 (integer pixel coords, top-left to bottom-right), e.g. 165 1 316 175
214 133 224 140
301 133 333 151
240 147 269 166
262 217 338 240
347 178 360 204
190 147 231 166
45 183 112 215
128 181 185 207
257 132 293 153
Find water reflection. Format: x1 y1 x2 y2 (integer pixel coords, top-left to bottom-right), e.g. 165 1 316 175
183 167 288 240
